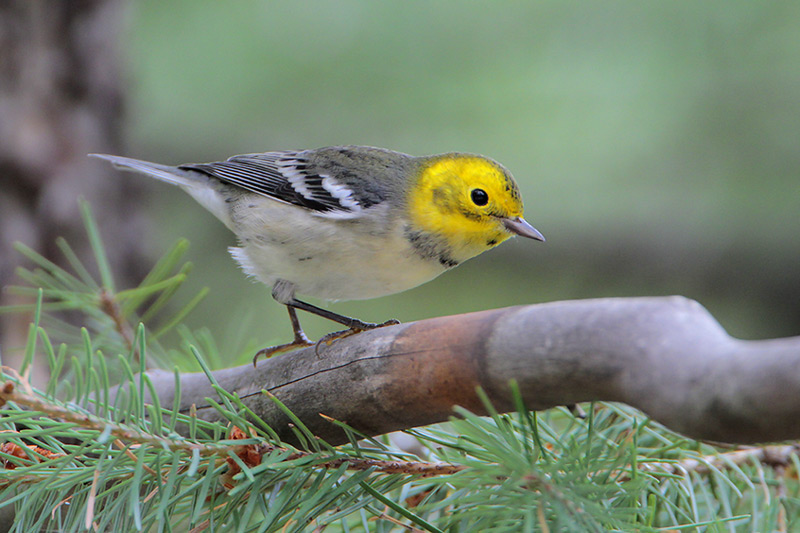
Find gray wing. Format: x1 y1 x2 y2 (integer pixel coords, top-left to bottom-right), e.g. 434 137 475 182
180 151 363 215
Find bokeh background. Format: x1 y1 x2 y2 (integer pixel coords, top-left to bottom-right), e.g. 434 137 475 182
5 1 800 366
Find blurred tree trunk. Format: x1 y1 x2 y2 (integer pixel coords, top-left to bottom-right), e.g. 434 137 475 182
0 1 149 378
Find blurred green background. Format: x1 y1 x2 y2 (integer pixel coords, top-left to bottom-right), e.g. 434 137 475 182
110 0 798 363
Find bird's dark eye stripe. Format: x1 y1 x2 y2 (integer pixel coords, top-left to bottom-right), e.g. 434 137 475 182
470 188 489 206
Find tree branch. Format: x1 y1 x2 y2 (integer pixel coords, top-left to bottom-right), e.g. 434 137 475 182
133 296 800 445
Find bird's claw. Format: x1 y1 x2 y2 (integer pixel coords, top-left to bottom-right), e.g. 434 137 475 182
252 338 314 366
314 318 400 356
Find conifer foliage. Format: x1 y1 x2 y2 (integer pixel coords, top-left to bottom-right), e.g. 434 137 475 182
0 202 796 531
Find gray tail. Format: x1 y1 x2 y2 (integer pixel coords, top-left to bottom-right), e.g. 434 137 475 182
88 154 198 188
90 153 234 228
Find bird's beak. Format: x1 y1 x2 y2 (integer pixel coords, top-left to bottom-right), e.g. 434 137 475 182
502 216 545 242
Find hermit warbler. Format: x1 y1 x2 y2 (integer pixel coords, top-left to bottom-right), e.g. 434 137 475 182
90 146 544 361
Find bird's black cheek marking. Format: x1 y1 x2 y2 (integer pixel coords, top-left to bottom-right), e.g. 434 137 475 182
438 256 459 268
404 228 424 248
404 225 459 269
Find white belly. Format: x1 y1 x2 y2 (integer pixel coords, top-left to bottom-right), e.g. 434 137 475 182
227 197 447 301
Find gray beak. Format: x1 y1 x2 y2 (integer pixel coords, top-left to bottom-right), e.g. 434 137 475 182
502 216 545 242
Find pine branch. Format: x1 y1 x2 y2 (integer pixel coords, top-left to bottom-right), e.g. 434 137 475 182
0 376 464 483
130 296 800 446
0 379 212 457
253 443 465 477
0 370 468 531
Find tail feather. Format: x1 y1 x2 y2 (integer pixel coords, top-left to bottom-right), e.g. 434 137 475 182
90 153 234 229
88 154 198 188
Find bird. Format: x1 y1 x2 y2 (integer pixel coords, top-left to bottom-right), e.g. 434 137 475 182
90 146 544 362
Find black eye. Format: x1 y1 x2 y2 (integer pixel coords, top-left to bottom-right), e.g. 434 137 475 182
470 188 489 206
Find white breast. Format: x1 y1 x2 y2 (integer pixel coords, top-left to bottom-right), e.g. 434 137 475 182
227 197 447 301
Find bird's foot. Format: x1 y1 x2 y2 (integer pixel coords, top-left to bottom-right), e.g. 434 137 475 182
253 336 314 366
314 318 400 356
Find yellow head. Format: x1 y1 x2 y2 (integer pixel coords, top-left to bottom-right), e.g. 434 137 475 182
406 153 543 264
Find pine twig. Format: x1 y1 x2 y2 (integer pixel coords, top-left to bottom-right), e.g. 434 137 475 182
0 376 466 485
640 444 800 477
0 378 212 457
258 442 465 477
98 288 135 356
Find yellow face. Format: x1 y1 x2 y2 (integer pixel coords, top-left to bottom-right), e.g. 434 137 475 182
407 154 526 261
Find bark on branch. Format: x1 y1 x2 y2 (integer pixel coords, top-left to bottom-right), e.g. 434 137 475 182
135 296 800 445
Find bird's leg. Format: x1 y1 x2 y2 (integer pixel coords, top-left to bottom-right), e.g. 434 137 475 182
253 281 312 365
286 297 399 330
252 305 314 365
254 280 399 363
285 297 400 354
253 305 314 366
